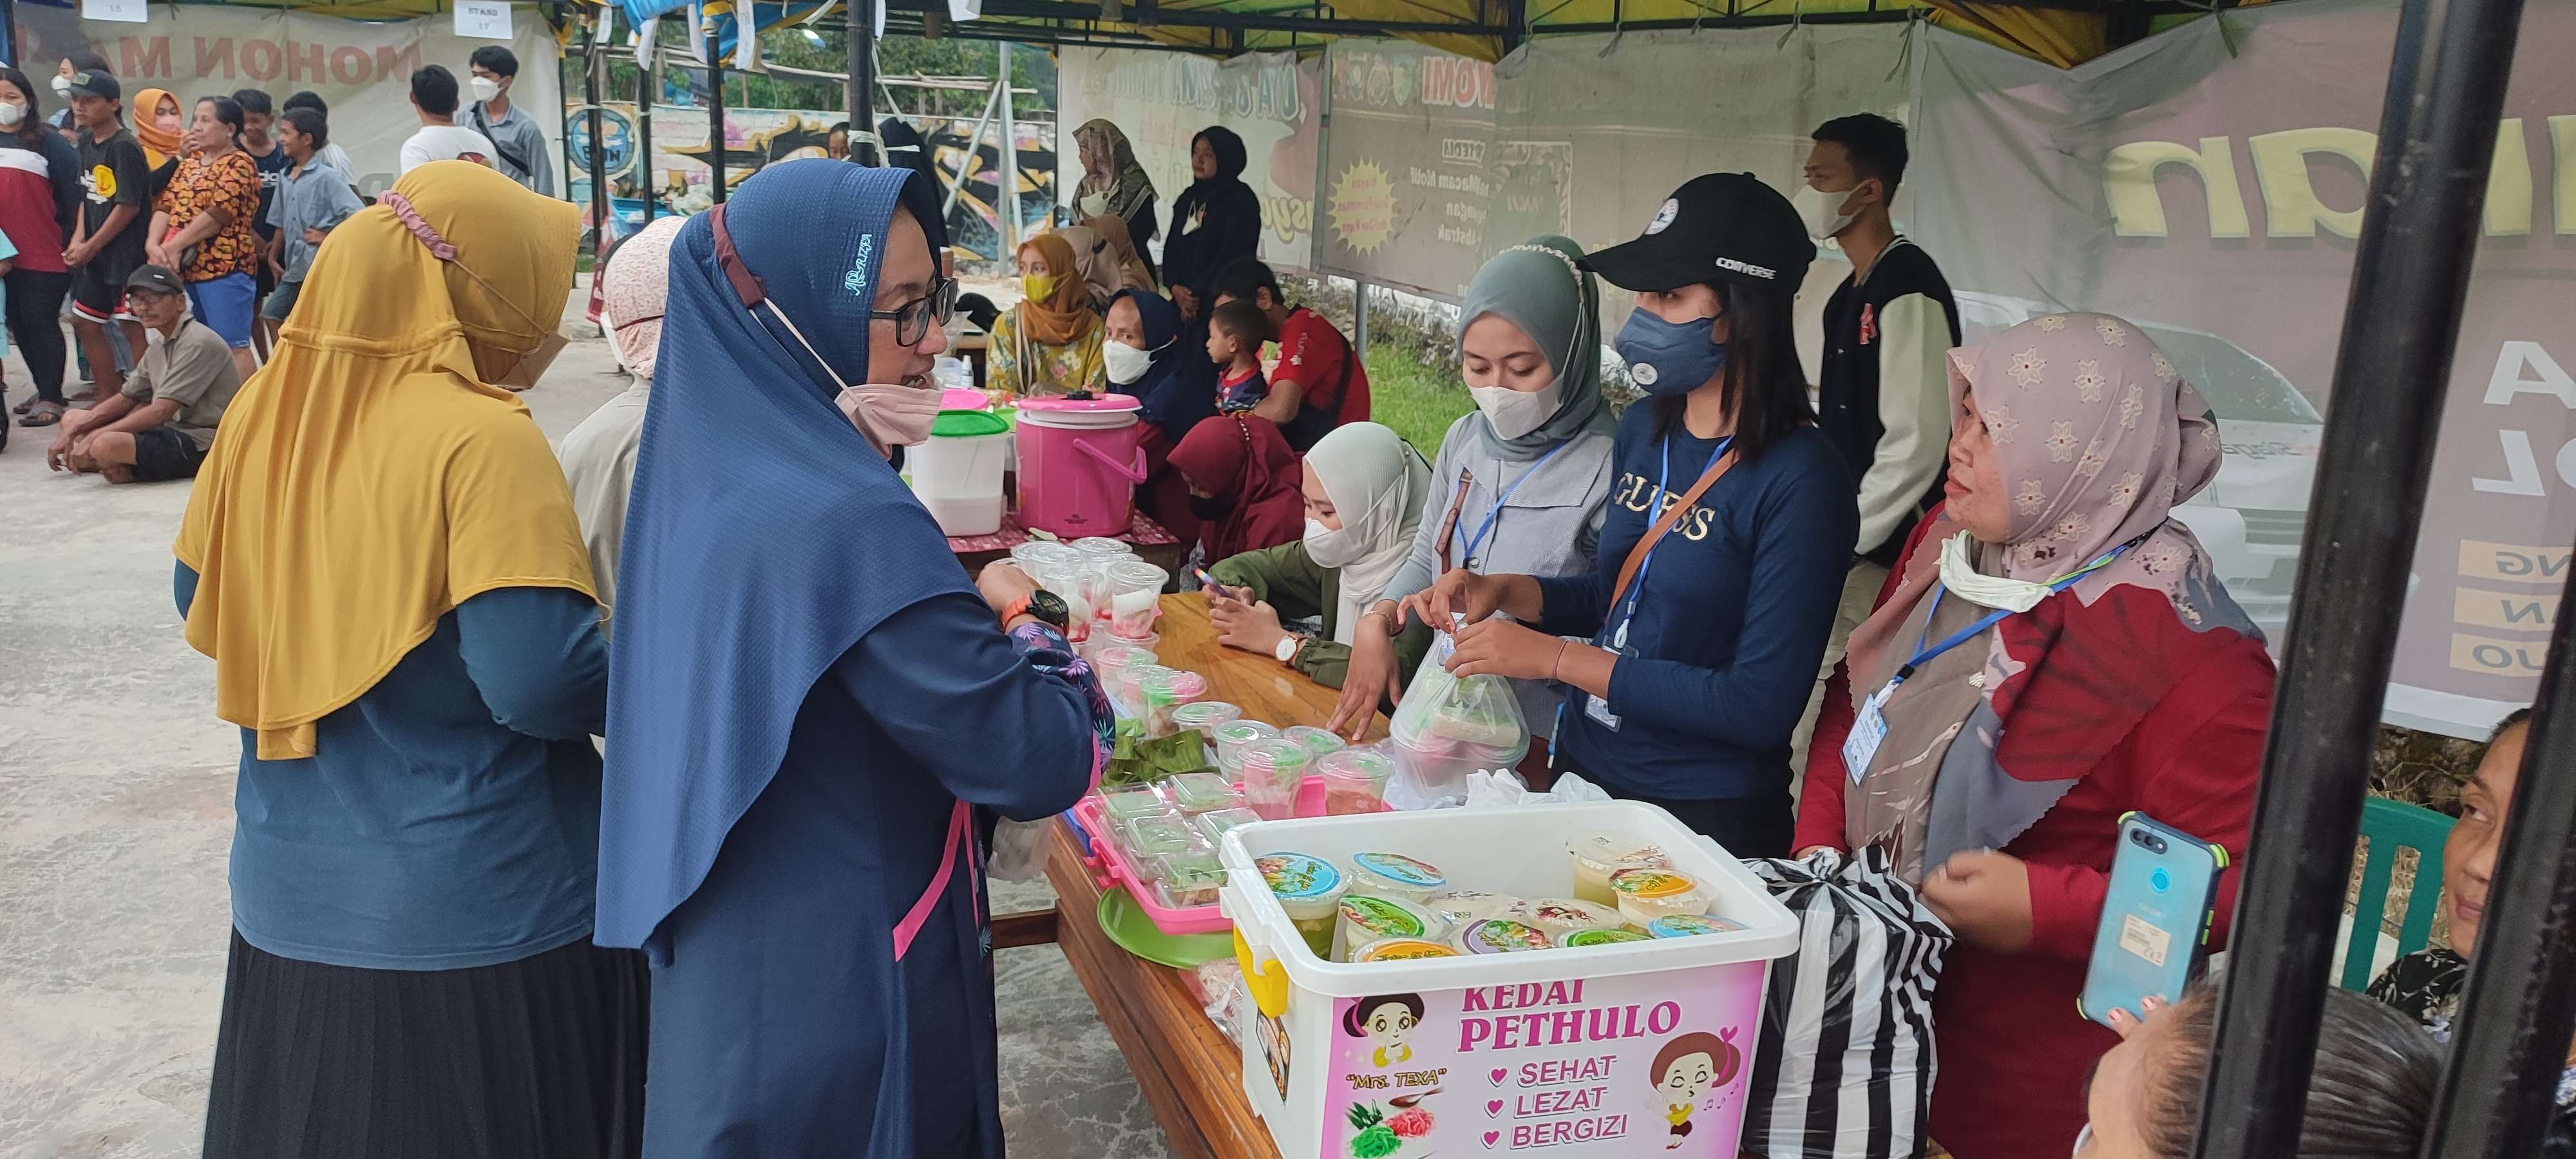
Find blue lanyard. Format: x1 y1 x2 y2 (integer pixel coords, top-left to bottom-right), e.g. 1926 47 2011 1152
1452 439 1575 568
1894 542 2136 683
1613 434 1733 634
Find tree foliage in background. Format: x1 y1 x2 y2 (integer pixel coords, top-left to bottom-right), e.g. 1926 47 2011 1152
575 23 1055 121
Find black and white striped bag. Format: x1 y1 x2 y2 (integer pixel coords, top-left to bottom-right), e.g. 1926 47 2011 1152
1743 847 1953 1159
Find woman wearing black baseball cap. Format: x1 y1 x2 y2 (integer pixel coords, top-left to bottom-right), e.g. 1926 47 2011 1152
1423 173 1858 854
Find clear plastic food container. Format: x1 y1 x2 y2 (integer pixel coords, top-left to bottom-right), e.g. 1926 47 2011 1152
1558 928 1651 948
1350 936 1459 962
1112 663 1175 717
1423 889 1521 925
1238 739 1311 821
1121 812 1200 863
1510 897 1627 939
1193 806 1261 846
1090 645 1159 699
1094 783 1169 826
1282 725 1347 761
1163 769 1241 814
1071 536 1136 561
1450 917 1553 955
1645 913 1748 938
1154 845 1229 908
1009 540 1082 571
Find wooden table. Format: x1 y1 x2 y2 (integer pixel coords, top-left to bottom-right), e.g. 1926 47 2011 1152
1046 594 1386 1159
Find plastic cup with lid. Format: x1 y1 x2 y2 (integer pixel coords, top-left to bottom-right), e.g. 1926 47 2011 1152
1353 936 1459 962
1212 720 1283 775
1255 853 1347 959
1283 724 1347 762
1090 645 1159 706
1071 536 1136 561
1334 894 1446 961
1451 918 1553 955
1010 540 1083 571
1510 897 1628 939
1103 560 1170 639
1238 738 1311 820
1136 668 1210 737
1566 831 1674 907
1345 852 1448 903
1113 663 1177 718
1316 749 1397 815
1609 867 1712 928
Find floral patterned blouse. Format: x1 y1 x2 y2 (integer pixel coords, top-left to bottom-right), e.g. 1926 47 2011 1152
987 306 1106 399
155 150 263 283
2370 947 2575 1156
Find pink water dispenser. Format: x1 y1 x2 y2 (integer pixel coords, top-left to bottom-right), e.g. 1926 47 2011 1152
1015 393 1147 538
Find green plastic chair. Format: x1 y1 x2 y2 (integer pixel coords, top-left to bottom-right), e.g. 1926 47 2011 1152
2341 796 2456 992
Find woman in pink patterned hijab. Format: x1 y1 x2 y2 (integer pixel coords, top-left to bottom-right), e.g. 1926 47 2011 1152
558 214 687 606
1795 312 2280 1159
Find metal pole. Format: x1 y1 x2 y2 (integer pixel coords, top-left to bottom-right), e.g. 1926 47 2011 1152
638 40 657 221
1352 279 1370 361
848 0 877 164
585 20 609 225
997 42 1018 254
708 29 728 203
944 77 1003 220
2425 549 2576 1159
2190 0 2524 1151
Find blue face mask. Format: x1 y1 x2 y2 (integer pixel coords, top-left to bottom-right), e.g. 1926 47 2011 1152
1613 307 1728 397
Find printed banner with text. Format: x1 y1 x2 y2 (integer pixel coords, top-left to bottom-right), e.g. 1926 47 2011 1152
1910 5 2576 738
16 2 564 198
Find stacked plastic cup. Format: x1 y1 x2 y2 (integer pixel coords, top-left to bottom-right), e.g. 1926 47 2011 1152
1103 560 1171 641
1238 738 1311 820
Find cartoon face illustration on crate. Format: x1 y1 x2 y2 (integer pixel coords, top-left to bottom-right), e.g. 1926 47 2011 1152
1651 1028 1743 1149
1343 993 1425 1069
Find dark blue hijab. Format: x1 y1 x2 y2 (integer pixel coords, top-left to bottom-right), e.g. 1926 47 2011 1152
1115 288 1214 442
596 160 965 961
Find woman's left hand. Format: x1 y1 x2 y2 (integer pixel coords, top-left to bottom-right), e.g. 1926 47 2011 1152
976 561 1041 621
1920 849 2034 953
1211 595 1287 655
1444 617 1562 681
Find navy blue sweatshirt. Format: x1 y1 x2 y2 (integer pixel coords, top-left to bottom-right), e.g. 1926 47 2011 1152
1533 410 1857 801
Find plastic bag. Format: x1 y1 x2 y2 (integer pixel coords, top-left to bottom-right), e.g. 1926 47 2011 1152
1383 621 1530 809
1741 847 1953 1159
1461 768 1613 809
987 818 1051 883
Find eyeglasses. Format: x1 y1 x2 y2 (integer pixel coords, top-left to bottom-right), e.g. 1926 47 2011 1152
871 276 958 347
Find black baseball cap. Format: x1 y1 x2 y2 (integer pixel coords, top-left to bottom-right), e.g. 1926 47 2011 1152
66 70 120 102
126 265 185 296
1581 173 1815 294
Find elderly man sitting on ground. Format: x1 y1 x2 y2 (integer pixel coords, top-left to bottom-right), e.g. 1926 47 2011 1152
48 265 244 484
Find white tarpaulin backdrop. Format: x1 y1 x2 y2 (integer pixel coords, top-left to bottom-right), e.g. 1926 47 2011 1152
19 3 564 197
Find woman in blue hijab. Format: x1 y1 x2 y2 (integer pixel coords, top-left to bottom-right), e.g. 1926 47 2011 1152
594 160 1113 1156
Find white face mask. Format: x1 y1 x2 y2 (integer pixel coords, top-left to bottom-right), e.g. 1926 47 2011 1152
1792 184 1861 243
469 76 503 103
1304 516 1364 569
600 304 630 374
1077 191 1110 218
0 102 24 127
1937 531 2059 612
1468 379 1562 441
1102 339 1154 385
52 74 71 95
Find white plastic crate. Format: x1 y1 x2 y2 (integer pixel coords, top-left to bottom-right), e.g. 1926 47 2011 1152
1217 801 1800 1159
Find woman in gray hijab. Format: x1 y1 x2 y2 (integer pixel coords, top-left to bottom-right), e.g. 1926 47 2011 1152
1325 234 1618 775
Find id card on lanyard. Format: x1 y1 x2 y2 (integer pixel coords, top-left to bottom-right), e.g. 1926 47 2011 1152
1841 542 2136 781
1451 439 1573 572
1586 434 1730 731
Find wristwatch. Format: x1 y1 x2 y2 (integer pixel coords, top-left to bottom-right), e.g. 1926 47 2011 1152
1274 634 1302 666
1003 590 1070 632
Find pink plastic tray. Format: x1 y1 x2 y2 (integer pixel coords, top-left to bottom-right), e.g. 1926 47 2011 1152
1074 777 1337 937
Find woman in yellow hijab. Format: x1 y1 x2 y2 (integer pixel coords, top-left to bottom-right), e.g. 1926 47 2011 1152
987 231 1106 397
180 162 645 1159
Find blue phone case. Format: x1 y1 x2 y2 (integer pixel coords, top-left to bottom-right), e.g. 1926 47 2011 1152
2078 813 2226 1028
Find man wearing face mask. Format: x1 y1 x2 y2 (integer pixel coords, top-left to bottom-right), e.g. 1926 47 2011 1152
1788 113 1960 771
46 265 242 482
466 46 556 195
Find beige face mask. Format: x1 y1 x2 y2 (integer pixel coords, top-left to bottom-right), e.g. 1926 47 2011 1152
490 330 570 390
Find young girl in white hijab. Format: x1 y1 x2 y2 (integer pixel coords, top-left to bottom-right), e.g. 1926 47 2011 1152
1207 421 1436 695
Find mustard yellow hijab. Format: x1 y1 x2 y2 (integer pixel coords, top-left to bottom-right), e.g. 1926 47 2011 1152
175 161 592 760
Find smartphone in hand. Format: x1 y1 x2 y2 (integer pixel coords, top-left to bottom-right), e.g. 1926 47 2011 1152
2079 813 2226 1028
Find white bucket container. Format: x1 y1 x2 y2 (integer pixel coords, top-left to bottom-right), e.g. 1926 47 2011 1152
909 410 1012 536
1217 801 1799 1159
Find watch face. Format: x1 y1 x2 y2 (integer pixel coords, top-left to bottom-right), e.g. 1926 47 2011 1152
1027 590 1070 628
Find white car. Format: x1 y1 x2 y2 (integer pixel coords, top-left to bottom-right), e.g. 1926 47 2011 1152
1955 293 2322 646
